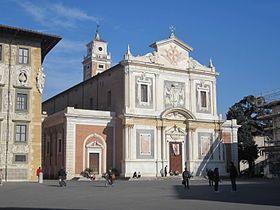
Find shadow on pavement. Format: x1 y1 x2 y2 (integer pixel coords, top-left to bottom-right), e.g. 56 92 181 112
47 185 61 187
173 181 280 206
0 208 104 210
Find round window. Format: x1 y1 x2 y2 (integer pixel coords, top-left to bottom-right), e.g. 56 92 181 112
98 47 103 51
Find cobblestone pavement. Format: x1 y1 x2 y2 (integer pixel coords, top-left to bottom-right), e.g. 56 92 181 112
0 178 279 210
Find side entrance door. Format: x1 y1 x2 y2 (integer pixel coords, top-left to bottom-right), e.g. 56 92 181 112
169 142 182 173
89 153 99 174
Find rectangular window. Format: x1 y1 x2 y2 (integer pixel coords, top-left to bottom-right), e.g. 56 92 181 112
98 64 104 69
16 93 27 111
14 154 27 163
58 139 62 153
15 125 27 142
0 45 2 61
141 84 148 102
18 48 29 64
107 90 111 108
200 91 207 108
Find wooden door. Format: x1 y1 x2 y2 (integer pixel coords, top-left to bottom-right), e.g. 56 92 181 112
169 142 182 173
89 153 99 174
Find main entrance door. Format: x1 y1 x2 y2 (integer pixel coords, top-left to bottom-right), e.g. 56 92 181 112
89 153 99 174
169 142 182 173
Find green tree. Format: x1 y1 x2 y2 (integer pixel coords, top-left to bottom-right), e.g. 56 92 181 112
226 95 271 175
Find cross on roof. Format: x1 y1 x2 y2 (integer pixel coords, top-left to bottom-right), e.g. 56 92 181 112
169 25 176 34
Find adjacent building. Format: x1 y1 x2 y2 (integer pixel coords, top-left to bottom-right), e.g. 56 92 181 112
0 25 61 181
257 97 280 177
42 30 239 179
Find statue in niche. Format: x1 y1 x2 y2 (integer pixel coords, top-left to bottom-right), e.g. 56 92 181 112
36 66 46 94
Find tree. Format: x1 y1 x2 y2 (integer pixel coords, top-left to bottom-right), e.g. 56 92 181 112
226 95 271 175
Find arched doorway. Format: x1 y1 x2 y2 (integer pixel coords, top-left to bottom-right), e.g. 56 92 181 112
83 133 107 175
165 126 186 173
161 108 196 174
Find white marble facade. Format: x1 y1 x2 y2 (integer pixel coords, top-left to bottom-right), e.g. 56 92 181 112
121 33 238 177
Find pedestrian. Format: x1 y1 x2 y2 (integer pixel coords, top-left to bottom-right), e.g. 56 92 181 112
182 168 191 189
164 165 168 177
213 168 220 192
36 167 43 183
137 172 141 178
132 171 137 178
160 168 164 177
105 169 113 186
0 169 3 186
207 168 214 186
229 161 238 191
58 167 67 187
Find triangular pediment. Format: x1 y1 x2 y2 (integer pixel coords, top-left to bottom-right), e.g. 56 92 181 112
149 34 193 52
123 34 212 71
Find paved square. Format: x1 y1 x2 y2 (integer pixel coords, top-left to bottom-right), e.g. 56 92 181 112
0 178 279 210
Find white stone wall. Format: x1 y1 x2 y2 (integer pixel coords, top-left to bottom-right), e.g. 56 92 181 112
121 34 225 177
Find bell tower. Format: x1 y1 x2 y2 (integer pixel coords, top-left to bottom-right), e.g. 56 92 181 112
82 26 111 80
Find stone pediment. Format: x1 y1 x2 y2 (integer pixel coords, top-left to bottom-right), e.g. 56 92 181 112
86 140 104 149
165 125 187 140
124 34 212 71
149 34 193 53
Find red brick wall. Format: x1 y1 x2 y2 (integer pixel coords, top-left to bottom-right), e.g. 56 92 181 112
75 124 113 174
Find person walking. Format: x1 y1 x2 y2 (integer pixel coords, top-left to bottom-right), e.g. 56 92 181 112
58 167 67 187
182 168 191 189
213 168 220 192
36 167 43 183
207 168 214 187
229 161 238 191
164 165 168 177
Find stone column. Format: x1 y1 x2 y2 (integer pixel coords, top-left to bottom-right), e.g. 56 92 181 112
188 128 195 171
124 125 129 160
124 67 130 111
65 117 75 179
156 125 162 176
128 124 134 160
155 74 159 110
212 80 217 115
161 126 166 169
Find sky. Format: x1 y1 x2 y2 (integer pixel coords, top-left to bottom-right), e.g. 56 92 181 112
1 0 280 118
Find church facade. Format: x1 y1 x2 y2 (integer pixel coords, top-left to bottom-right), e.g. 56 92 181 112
42 30 239 179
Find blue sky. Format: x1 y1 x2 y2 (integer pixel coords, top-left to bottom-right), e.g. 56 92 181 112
1 0 279 117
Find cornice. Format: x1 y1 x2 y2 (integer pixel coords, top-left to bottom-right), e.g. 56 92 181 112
121 60 219 77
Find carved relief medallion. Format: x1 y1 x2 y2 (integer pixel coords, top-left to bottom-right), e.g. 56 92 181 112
163 45 183 65
17 68 29 87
